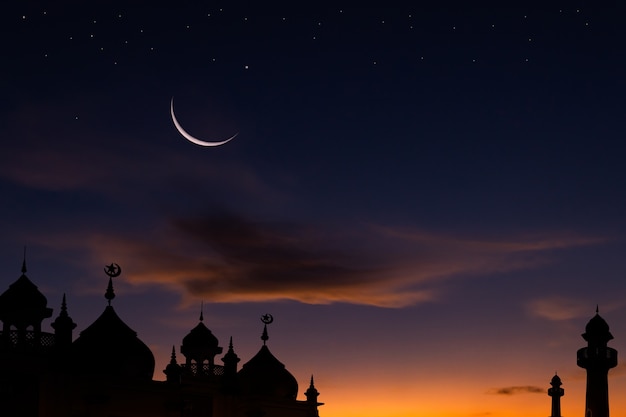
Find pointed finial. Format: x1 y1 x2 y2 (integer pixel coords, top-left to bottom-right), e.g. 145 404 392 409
60 293 69 317
229 336 234 349
105 278 115 305
21 246 27 274
200 301 204 322
169 345 178 364
104 263 121 306
261 314 273 345
596 304 599 314
306 373 320 402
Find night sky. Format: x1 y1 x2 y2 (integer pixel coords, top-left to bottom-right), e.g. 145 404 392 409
2 2 626 417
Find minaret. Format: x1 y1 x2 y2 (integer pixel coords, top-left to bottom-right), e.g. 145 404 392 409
577 307 617 417
548 374 564 417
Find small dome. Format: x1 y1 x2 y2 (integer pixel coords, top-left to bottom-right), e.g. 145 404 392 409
181 321 223 360
72 306 155 381
183 322 220 351
237 345 298 399
0 273 52 326
551 374 562 386
586 313 610 334
583 312 613 344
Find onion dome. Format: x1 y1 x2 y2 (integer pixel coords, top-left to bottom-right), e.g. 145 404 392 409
181 306 223 365
0 259 52 328
71 264 155 381
582 306 613 345
550 374 562 387
237 315 298 400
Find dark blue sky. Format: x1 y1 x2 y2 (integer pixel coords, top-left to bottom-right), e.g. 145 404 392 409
2 2 626 417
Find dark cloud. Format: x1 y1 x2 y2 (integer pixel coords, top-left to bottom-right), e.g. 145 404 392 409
173 211 374 291
487 386 544 395
27 206 605 307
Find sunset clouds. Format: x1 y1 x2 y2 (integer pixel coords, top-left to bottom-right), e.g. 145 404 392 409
21 205 605 308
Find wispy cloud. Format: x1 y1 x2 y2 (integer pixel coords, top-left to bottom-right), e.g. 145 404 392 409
27 209 605 308
526 297 592 321
527 297 622 321
486 386 544 395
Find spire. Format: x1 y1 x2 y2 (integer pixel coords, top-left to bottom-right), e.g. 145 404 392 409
164 345 182 384
51 293 77 348
60 293 69 316
21 246 27 275
200 301 204 322
306 374 320 404
222 336 240 373
105 278 115 305
103 263 121 306
169 345 178 365
596 304 599 314
261 314 273 345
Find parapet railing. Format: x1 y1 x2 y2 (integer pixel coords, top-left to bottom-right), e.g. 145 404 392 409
0 330 56 351
181 362 225 377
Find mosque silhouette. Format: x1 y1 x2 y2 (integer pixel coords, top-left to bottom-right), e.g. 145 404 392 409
0 261 322 417
0 260 620 417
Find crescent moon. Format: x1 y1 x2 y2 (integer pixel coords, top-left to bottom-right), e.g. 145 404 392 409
170 97 238 147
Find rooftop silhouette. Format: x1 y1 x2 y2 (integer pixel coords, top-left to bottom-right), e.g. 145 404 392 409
0 261 322 417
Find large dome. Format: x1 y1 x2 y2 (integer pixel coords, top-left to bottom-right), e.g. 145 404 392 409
71 306 155 381
237 345 298 399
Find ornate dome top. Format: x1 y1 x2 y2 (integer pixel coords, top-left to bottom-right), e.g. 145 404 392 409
583 307 613 345
238 344 299 399
72 305 155 381
181 307 223 361
237 315 298 399
70 264 155 381
0 260 52 325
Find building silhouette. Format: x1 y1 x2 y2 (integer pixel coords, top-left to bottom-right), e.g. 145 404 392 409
577 308 617 417
0 261 322 417
548 374 563 417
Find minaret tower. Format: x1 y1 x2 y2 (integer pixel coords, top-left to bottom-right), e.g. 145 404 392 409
577 307 617 417
548 374 564 417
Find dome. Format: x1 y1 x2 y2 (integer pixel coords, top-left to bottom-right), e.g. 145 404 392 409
71 305 155 381
582 312 613 344
180 307 223 364
0 273 52 326
551 374 562 386
585 313 610 334
181 321 222 359
237 345 298 399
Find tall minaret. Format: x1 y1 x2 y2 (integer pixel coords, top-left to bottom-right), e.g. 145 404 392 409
577 308 617 417
548 374 564 417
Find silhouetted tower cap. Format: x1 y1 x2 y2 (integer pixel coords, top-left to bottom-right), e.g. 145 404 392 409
51 294 77 348
237 314 299 399
164 345 182 384
180 304 223 369
583 308 613 346
71 264 155 381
